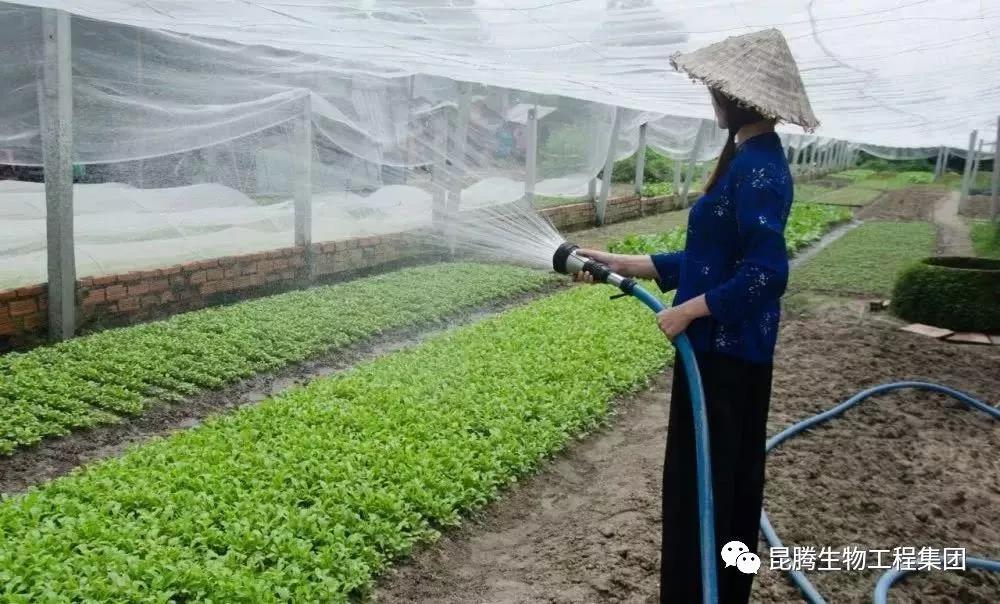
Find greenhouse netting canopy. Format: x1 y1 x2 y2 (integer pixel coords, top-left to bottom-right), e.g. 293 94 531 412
1 0 997 292
3 0 999 152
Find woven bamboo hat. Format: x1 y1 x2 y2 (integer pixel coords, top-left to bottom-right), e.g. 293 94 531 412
670 28 819 131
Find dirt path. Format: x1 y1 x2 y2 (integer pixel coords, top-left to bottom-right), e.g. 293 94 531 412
374 307 1000 603
933 191 974 255
0 285 565 495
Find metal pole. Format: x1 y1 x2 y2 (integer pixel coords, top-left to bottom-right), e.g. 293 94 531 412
960 130 977 210
293 94 313 276
932 146 943 181
681 123 706 201
588 177 597 201
596 107 622 225
450 82 471 210
635 122 647 196
790 143 802 174
432 108 447 221
673 154 682 199
992 116 1000 221
40 9 75 341
970 139 983 190
941 147 950 178
524 104 538 207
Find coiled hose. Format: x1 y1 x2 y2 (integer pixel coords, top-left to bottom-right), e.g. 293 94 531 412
625 283 1000 604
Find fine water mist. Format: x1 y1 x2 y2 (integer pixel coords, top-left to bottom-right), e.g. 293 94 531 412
428 202 568 271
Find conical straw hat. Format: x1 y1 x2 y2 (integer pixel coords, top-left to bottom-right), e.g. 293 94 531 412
670 28 819 131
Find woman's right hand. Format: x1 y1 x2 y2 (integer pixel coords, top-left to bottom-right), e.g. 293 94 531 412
572 248 619 283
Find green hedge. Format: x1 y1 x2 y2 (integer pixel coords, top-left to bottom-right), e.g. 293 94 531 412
891 256 1000 332
0 263 559 454
0 285 671 602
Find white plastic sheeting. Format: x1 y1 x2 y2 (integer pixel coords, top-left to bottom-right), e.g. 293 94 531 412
3 0 999 150
2 0 998 289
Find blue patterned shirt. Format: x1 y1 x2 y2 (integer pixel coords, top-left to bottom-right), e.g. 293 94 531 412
651 132 792 364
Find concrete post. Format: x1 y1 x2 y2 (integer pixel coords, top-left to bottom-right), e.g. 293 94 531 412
960 130 978 210
596 107 622 225
524 105 538 206
970 139 983 190
40 9 76 341
450 82 471 209
635 123 647 196
992 116 1000 221
293 94 313 261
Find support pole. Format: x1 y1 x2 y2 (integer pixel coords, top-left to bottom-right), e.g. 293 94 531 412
40 9 75 341
432 108 448 221
596 107 622 225
970 139 983 190
790 142 802 176
293 94 313 278
449 82 471 210
941 147 950 178
992 116 1000 222
524 104 538 207
634 122 647 196
932 146 943 181
681 124 705 201
673 154 682 199
588 177 597 201
960 130 978 211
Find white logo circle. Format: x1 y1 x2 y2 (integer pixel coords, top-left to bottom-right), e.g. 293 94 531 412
720 540 749 567
736 552 761 574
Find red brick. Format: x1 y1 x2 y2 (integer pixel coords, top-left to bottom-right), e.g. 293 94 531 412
179 261 202 272
0 289 19 302
205 268 224 281
78 277 94 287
9 299 37 317
0 318 16 335
147 279 170 293
117 297 140 312
288 256 305 268
189 271 209 285
21 313 44 331
239 263 257 275
169 274 187 287
223 268 237 279
15 284 45 297
128 282 151 297
105 284 127 301
161 265 182 276
196 259 220 269
82 289 106 307
200 282 218 296
215 279 236 292
279 269 296 280
218 256 238 267
141 294 161 308
273 258 289 270
160 291 175 304
91 274 117 286
265 250 282 259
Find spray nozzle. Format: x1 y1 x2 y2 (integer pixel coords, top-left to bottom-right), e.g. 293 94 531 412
553 241 636 296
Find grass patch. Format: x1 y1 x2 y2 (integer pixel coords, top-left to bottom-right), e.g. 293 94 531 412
790 221 936 296
0 263 559 454
971 221 1000 259
0 284 671 602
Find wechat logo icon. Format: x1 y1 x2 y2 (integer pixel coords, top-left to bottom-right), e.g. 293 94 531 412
721 540 760 574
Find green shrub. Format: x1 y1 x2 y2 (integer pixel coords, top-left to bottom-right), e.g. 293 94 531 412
539 125 592 178
612 147 676 184
641 181 674 197
891 257 1000 332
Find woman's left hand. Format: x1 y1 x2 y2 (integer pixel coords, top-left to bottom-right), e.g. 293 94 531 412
656 306 695 340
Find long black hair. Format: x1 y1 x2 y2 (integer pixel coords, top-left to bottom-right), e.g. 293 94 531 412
703 88 771 192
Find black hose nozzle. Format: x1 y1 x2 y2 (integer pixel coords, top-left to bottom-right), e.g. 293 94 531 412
552 241 617 284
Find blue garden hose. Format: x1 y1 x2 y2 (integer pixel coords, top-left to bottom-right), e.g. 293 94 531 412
629 283 719 604
759 381 1000 604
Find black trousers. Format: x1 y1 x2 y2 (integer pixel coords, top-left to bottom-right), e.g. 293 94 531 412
660 351 773 604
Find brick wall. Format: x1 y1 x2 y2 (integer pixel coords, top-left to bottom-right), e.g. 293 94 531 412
0 192 696 348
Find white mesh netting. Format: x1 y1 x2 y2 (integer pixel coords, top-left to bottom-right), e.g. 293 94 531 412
1 0 998 287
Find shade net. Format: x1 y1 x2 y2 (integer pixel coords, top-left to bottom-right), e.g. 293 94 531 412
1 0 998 288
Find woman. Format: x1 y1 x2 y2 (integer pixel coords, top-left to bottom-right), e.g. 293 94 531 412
576 29 818 603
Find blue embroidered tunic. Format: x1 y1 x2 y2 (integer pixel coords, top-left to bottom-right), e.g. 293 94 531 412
651 132 792 364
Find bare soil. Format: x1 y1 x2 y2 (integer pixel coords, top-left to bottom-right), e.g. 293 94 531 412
856 187 946 222
0 285 565 495
374 304 1000 604
959 195 993 220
